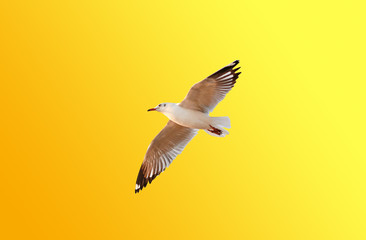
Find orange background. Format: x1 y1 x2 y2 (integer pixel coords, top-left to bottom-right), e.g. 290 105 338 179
1 1 365 239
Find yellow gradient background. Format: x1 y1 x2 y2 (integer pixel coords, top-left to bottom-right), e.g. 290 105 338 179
1 1 365 239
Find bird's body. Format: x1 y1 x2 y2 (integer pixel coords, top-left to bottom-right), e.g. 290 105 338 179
135 60 242 193
162 103 210 129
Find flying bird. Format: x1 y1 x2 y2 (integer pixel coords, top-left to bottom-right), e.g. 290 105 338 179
135 60 242 193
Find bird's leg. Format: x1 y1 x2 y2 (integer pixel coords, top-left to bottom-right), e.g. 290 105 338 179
208 125 222 135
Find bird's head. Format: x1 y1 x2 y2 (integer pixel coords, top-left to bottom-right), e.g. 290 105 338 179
147 103 172 113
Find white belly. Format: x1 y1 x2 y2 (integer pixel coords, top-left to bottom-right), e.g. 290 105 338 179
164 107 210 129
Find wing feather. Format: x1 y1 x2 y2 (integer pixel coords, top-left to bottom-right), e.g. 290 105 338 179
135 121 197 193
179 60 241 113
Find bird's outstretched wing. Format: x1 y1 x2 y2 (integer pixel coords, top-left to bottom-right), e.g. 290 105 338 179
179 60 241 113
135 121 197 193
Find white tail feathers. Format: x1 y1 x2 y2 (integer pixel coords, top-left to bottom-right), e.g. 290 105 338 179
211 116 231 129
205 116 231 137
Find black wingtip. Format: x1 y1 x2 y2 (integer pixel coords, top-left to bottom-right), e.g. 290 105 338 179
207 60 241 79
135 164 161 194
135 167 146 194
233 67 241 72
229 60 240 67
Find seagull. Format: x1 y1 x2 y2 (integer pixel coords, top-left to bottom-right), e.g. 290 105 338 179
135 60 242 193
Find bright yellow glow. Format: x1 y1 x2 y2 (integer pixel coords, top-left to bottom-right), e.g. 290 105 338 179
1 1 365 239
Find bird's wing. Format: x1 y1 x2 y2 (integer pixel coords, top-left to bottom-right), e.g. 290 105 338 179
179 60 241 113
135 120 197 193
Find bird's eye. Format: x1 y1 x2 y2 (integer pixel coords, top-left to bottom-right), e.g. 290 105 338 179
164 104 166 107
159 104 161 107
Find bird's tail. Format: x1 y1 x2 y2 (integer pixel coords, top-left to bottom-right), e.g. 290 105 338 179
211 116 231 128
204 116 231 137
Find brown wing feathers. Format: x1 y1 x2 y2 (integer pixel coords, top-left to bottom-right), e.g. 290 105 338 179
135 121 197 193
179 60 242 113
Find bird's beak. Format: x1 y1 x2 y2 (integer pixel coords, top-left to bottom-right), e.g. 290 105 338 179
147 108 157 112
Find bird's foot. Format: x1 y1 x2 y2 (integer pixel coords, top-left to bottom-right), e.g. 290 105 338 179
208 125 222 135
